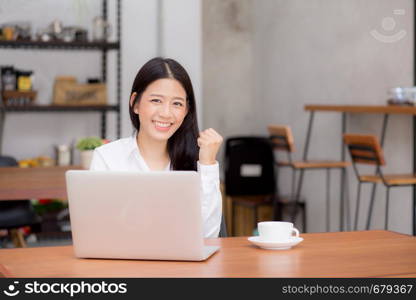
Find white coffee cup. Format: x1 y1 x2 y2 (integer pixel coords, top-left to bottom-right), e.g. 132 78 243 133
257 221 299 242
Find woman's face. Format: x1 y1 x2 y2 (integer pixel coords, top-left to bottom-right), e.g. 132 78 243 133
131 78 188 142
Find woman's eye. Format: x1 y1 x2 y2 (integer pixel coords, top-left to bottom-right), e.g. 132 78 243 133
173 102 184 107
151 99 161 103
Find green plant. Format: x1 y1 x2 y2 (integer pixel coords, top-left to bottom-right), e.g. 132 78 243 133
33 199 67 215
76 136 103 151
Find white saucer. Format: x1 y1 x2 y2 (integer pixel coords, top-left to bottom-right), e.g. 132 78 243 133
248 236 304 250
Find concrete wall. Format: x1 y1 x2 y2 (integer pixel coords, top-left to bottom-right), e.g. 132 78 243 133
163 0 202 126
202 0 255 137
203 0 414 234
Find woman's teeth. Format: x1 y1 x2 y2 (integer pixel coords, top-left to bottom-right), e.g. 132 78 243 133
154 121 171 128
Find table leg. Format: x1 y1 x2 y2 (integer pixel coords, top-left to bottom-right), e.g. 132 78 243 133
413 116 416 236
365 114 389 231
291 169 305 224
380 114 389 146
292 111 315 229
326 168 330 232
302 111 315 160
341 112 346 231
344 170 351 231
0 108 5 155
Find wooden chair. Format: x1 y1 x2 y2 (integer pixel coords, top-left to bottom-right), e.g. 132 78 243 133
268 125 350 232
344 134 416 230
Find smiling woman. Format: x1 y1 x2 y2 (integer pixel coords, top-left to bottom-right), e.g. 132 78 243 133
130 78 189 170
88 57 223 238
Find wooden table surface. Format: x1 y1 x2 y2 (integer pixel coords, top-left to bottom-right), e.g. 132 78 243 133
0 166 82 200
1 230 415 278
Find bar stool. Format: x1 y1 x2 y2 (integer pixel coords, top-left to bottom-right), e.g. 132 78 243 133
268 125 350 231
344 134 416 230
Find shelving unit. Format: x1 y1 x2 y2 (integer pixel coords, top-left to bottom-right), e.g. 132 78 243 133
0 0 121 154
1 105 119 112
0 40 120 50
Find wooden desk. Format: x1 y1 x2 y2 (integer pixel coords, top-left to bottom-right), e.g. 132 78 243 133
304 104 416 235
0 166 82 200
0 230 415 277
305 104 416 115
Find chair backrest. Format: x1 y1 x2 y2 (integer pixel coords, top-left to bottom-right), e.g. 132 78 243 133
224 136 276 196
267 125 295 153
343 134 385 166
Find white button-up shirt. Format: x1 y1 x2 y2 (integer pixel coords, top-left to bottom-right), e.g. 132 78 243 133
89 134 222 238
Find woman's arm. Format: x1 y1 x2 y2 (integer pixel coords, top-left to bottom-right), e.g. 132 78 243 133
198 161 222 238
197 128 224 238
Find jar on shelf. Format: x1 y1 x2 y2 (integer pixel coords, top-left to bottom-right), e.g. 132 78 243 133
55 144 71 166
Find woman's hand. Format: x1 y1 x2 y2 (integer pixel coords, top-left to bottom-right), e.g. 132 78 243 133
197 128 223 165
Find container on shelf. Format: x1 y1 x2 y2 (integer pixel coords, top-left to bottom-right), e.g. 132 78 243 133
53 76 107 106
55 144 71 166
1 90 37 105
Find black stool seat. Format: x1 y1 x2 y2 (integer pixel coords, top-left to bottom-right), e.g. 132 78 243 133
0 200 40 229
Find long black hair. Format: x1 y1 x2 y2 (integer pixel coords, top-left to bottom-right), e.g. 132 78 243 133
129 57 199 171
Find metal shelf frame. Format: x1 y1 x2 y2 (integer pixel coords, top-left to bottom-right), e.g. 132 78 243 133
0 40 120 50
0 105 119 112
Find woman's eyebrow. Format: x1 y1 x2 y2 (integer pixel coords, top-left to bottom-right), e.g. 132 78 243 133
150 93 185 101
149 93 165 98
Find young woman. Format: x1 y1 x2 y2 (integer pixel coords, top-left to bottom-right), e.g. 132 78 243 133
89 57 223 238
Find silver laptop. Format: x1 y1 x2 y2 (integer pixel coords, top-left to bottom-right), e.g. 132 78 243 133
66 170 219 261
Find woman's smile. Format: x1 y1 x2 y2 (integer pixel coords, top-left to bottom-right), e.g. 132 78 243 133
153 120 173 131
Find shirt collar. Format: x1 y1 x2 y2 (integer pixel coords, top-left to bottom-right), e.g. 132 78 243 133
128 132 171 171
128 132 139 155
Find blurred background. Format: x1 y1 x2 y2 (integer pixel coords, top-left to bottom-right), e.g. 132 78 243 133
0 0 413 247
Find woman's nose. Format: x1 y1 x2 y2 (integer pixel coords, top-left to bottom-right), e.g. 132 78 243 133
158 103 172 117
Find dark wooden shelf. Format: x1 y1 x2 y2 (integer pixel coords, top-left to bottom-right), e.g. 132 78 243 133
0 40 120 50
0 104 119 112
